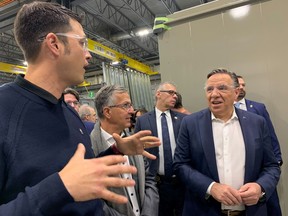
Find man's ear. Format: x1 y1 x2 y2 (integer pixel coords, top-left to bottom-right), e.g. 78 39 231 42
234 87 240 100
103 107 111 119
45 33 61 55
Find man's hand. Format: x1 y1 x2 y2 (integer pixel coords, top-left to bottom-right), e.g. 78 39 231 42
113 130 160 160
239 183 262 206
210 183 242 206
59 144 137 203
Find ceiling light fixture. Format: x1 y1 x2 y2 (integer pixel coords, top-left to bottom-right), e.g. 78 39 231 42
229 5 251 19
136 29 152 37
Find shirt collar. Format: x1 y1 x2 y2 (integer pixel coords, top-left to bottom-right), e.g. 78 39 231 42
238 98 246 105
211 108 239 122
155 107 171 118
15 74 59 104
100 127 115 147
100 127 126 147
234 98 246 106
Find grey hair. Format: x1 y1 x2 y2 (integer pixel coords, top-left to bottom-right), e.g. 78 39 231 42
79 104 94 120
206 68 239 88
95 85 128 119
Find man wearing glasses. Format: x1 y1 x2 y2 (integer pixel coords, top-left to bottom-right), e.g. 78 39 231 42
173 69 280 216
64 87 81 113
134 82 187 216
0 2 160 215
90 85 159 216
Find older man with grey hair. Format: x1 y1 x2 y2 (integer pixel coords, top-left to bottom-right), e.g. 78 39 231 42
79 104 97 134
91 84 159 216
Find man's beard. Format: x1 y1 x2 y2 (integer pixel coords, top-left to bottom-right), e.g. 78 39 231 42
238 90 246 100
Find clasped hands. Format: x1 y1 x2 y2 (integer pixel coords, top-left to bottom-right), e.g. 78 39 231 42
210 182 263 206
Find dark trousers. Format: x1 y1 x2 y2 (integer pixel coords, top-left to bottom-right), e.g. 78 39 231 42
157 176 185 216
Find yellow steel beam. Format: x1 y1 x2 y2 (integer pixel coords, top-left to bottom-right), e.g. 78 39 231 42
0 62 26 74
87 38 158 75
0 62 89 87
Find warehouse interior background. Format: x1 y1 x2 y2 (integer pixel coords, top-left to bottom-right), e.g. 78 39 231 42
0 0 214 95
0 0 287 215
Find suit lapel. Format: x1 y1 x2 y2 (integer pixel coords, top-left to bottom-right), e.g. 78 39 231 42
200 109 219 181
170 110 181 137
146 111 159 175
148 111 158 137
236 109 255 182
131 155 145 205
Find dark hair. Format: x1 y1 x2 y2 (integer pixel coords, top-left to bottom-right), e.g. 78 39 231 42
14 2 82 63
207 68 239 88
95 85 128 119
63 88 80 101
174 92 183 109
134 108 148 117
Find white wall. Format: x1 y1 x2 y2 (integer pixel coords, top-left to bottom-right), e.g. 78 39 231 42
158 0 287 214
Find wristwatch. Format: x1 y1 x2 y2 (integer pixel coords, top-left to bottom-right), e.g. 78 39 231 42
259 190 266 202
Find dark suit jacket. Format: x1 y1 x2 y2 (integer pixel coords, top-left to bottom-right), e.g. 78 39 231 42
174 108 280 216
83 121 95 135
134 109 187 175
90 120 159 216
244 99 282 163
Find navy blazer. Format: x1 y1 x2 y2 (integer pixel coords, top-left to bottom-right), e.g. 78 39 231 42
174 108 280 216
134 109 186 175
244 99 282 163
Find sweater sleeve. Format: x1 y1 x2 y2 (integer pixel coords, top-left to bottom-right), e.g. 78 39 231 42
0 173 74 215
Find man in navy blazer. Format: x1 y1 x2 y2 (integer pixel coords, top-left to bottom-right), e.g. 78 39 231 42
235 75 282 165
174 69 280 216
235 75 282 215
134 82 187 216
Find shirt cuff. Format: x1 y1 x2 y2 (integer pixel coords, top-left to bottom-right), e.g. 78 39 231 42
205 181 216 199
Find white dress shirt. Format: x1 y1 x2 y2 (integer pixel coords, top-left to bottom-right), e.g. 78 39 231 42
235 98 247 111
101 128 140 216
211 109 246 211
155 108 177 175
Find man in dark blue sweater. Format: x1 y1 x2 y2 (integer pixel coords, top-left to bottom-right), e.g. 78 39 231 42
0 2 159 215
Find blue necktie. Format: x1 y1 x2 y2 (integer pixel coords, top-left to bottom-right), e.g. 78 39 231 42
161 112 173 177
235 102 241 109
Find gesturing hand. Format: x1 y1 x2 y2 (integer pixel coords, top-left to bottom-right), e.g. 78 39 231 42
59 143 137 203
113 130 160 160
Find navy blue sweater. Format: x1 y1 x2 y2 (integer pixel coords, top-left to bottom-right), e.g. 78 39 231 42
0 75 104 215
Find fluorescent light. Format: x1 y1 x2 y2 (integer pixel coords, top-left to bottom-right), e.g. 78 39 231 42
135 29 152 37
229 5 250 19
111 61 119 65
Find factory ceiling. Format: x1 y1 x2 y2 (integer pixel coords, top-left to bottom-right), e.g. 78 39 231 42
0 0 215 84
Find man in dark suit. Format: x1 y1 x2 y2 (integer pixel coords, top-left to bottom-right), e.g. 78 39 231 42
235 75 282 215
134 82 187 216
174 69 280 216
91 85 159 216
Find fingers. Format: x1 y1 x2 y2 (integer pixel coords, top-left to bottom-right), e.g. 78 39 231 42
134 130 152 137
140 136 161 149
100 186 129 204
73 143 86 160
142 150 157 160
239 183 261 205
211 183 242 206
100 161 138 176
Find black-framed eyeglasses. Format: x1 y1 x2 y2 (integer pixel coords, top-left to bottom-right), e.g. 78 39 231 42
159 90 177 96
108 103 133 111
38 33 88 52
